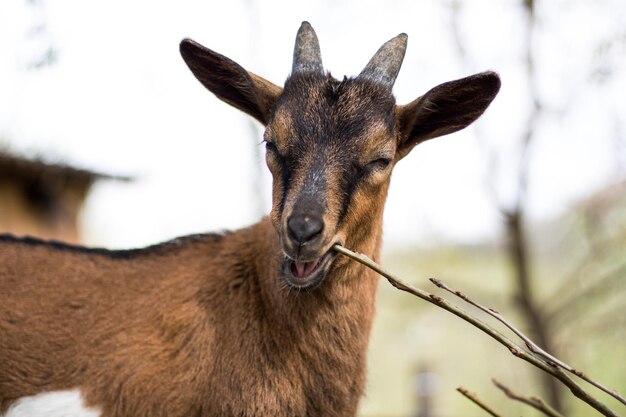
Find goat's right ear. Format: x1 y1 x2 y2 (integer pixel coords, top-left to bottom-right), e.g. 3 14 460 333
180 39 282 125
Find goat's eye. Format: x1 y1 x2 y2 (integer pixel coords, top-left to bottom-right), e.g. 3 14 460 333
365 158 392 172
265 141 282 158
265 141 278 153
264 141 284 166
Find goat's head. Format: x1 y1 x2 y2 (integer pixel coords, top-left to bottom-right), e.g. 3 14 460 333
180 22 500 290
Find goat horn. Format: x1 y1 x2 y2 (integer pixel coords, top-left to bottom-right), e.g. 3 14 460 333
292 21 324 74
358 33 408 89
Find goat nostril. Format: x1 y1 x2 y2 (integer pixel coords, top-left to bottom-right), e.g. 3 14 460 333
287 214 324 244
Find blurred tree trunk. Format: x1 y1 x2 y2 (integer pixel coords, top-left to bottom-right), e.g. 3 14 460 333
504 209 562 411
503 0 563 411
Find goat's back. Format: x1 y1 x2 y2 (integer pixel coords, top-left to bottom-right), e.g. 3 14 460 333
0 233 229 413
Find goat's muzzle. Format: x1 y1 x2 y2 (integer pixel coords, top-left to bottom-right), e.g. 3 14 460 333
280 211 339 289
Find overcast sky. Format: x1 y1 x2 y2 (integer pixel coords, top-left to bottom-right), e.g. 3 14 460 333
1 0 624 249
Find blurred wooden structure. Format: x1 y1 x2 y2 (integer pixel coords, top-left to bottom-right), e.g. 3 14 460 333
0 152 127 243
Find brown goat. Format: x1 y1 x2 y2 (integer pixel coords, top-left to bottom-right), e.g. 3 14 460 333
0 22 500 417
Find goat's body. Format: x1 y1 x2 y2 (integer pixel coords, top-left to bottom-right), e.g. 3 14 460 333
0 218 379 416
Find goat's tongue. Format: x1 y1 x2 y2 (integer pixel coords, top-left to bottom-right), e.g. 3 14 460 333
293 259 319 278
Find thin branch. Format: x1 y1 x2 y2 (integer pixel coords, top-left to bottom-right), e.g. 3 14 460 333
332 244 621 417
457 387 502 417
430 277 559 363
493 379 565 417
430 277 626 406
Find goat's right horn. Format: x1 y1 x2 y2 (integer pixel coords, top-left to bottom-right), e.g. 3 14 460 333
292 21 324 74
358 33 408 89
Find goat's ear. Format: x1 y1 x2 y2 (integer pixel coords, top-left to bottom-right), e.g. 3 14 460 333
395 71 500 159
180 38 282 125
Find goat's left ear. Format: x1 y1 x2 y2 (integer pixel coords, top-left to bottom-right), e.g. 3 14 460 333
395 71 500 159
180 38 282 126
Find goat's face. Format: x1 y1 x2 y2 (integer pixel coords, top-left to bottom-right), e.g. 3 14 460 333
180 22 500 289
264 75 397 288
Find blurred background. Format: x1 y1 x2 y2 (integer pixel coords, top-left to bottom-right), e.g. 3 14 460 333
1 0 624 415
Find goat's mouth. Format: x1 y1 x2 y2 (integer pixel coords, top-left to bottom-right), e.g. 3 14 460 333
282 250 336 290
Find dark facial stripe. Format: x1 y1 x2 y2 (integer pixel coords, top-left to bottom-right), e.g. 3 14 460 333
337 165 363 228
278 159 293 218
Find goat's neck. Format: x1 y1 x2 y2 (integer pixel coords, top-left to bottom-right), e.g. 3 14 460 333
244 213 383 413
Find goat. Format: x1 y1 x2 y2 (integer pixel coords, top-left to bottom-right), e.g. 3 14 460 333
0 22 500 417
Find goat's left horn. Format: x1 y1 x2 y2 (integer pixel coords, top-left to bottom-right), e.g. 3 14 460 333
358 33 408 89
292 21 324 74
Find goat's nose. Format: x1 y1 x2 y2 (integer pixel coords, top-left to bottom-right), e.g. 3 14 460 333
287 214 324 244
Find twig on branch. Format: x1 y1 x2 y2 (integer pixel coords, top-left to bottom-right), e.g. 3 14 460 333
430 277 626 406
457 387 502 417
332 244 622 417
493 379 565 417
430 277 554 360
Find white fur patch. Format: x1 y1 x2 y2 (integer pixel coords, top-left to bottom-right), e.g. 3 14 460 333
3 389 100 417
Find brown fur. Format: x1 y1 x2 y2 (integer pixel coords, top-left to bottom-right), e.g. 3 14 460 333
0 222 377 416
0 24 500 416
